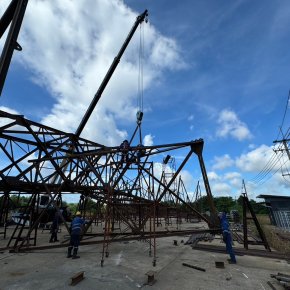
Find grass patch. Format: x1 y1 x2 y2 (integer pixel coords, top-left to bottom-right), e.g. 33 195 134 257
257 214 290 254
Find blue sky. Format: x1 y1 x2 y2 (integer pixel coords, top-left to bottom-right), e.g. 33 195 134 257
0 0 289 200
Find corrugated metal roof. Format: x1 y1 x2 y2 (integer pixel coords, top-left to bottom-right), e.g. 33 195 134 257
257 194 290 200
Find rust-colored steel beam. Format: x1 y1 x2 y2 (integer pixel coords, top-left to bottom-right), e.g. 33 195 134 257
0 110 218 255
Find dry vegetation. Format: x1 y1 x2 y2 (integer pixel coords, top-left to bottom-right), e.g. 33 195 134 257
257 214 290 254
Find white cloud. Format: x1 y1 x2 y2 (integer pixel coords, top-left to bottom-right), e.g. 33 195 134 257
179 170 195 190
150 35 186 70
188 114 195 131
212 154 234 170
246 174 290 198
0 106 19 115
248 144 256 150
7 0 183 146
143 134 154 146
200 170 242 197
235 143 290 197
224 171 241 180
216 109 252 141
236 144 277 172
207 171 219 181
212 182 232 197
0 106 23 129
188 114 194 121
224 172 242 188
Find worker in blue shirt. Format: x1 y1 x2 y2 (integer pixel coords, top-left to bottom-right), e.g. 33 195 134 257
67 211 85 259
220 212 236 264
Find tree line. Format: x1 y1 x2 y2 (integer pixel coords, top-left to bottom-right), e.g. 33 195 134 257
1 194 268 216
196 195 267 215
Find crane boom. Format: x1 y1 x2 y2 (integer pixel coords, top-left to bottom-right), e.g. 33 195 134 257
75 9 148 137
50 9 148 186
0 0 29 96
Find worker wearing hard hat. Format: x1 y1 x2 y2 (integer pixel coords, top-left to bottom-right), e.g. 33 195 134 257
67 211 85 259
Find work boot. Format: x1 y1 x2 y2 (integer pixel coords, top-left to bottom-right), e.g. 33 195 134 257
72 247 80 259
67 246 73 258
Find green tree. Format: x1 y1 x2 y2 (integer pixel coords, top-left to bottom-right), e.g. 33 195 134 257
235 195 268 216
249 199 268 214
214 196 235 213
68 203 78 214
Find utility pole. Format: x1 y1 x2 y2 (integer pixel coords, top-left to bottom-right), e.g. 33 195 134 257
273 137 290 176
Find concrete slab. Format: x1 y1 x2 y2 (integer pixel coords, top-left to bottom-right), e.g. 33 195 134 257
1 236 289 290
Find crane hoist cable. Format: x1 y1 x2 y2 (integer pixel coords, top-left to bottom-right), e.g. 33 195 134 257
136 22 145 144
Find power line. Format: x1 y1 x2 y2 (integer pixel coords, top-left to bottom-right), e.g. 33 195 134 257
249 141 289 185
249 147 281 183
248 91 290 186
256 155 290 186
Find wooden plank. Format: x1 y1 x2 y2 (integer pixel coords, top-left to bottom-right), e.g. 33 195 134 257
70 271 84 286
182 262 206 272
